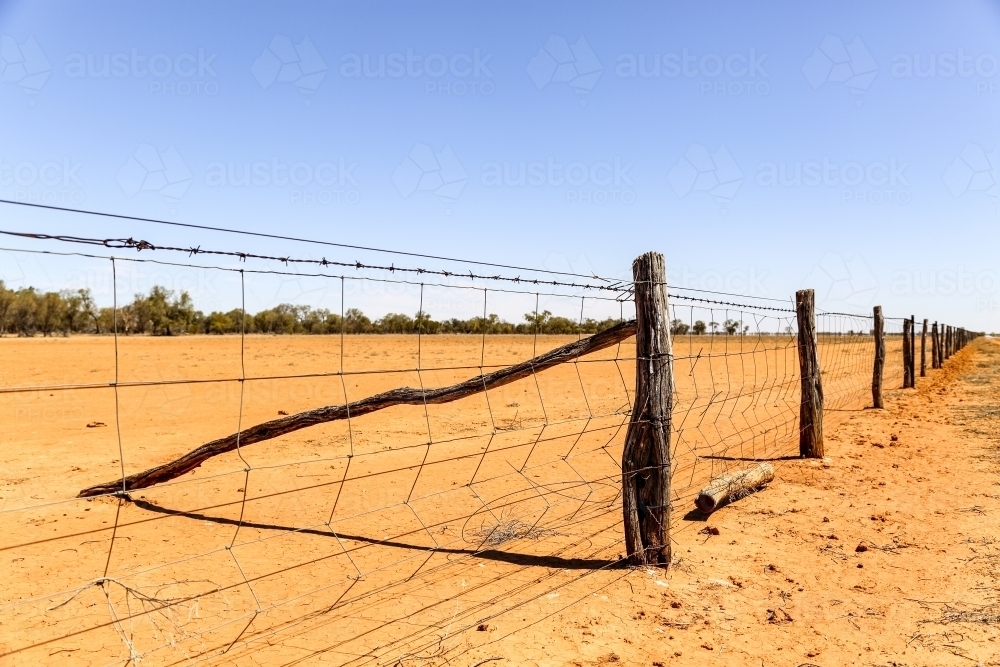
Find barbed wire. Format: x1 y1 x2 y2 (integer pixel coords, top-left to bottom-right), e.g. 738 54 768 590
0 240 814 314
0 229 630 293
0 199 621 283
0 222 817 305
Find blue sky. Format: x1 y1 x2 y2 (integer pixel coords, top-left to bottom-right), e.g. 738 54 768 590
1 1 998 329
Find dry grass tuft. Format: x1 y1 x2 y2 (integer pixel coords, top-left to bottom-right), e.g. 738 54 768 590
472 518 556 547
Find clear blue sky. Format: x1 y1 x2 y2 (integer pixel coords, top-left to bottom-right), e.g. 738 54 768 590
1 1 998 329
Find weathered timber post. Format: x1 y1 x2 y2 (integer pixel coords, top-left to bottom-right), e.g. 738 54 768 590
902 318 913 388
909 316 917 384
920 318 928 377
796 289 823 458
946 326 952 360
932 322 940 369
872 305 885 409
622 251 673 567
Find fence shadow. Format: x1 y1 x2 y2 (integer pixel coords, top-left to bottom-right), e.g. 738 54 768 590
131 498 620 571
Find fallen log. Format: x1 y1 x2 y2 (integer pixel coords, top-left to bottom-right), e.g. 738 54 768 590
695 462 775 513
78 320 636 498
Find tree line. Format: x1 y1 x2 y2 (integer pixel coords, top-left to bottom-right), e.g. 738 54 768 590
670 319 750 336
0 282 624 337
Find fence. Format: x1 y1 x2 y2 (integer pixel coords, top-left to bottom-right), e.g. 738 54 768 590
0 234 982 666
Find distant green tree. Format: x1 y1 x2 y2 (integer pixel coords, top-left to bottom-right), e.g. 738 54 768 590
670 319 690 336
0 281 16 334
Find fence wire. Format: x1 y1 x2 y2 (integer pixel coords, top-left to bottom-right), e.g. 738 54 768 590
0 245 914 667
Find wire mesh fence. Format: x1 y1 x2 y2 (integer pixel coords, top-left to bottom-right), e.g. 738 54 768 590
0 241 918 666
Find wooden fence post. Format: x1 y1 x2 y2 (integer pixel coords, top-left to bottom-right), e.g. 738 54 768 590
903 318 913 388
796 289 824 458
932 322 939 369
920 318 928 377
909 316 917 384
622 251 673 567
872 306 885 409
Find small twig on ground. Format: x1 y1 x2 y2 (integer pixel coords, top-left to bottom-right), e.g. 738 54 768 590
469 658 504 667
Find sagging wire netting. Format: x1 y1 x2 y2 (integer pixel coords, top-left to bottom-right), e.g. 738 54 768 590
0 242 905 667
668 305 905 510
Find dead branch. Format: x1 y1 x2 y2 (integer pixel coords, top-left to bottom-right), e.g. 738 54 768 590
695 462 774 513
79 321 636 497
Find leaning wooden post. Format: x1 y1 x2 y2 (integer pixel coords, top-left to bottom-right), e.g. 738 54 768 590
920 318 928 377
941 324 948 368
796 289 824 458
622 251 673 567
872 305 885 409
932 322 939 369
902 318 913 388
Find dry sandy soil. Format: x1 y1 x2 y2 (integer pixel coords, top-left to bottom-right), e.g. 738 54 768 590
1 332 992 667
